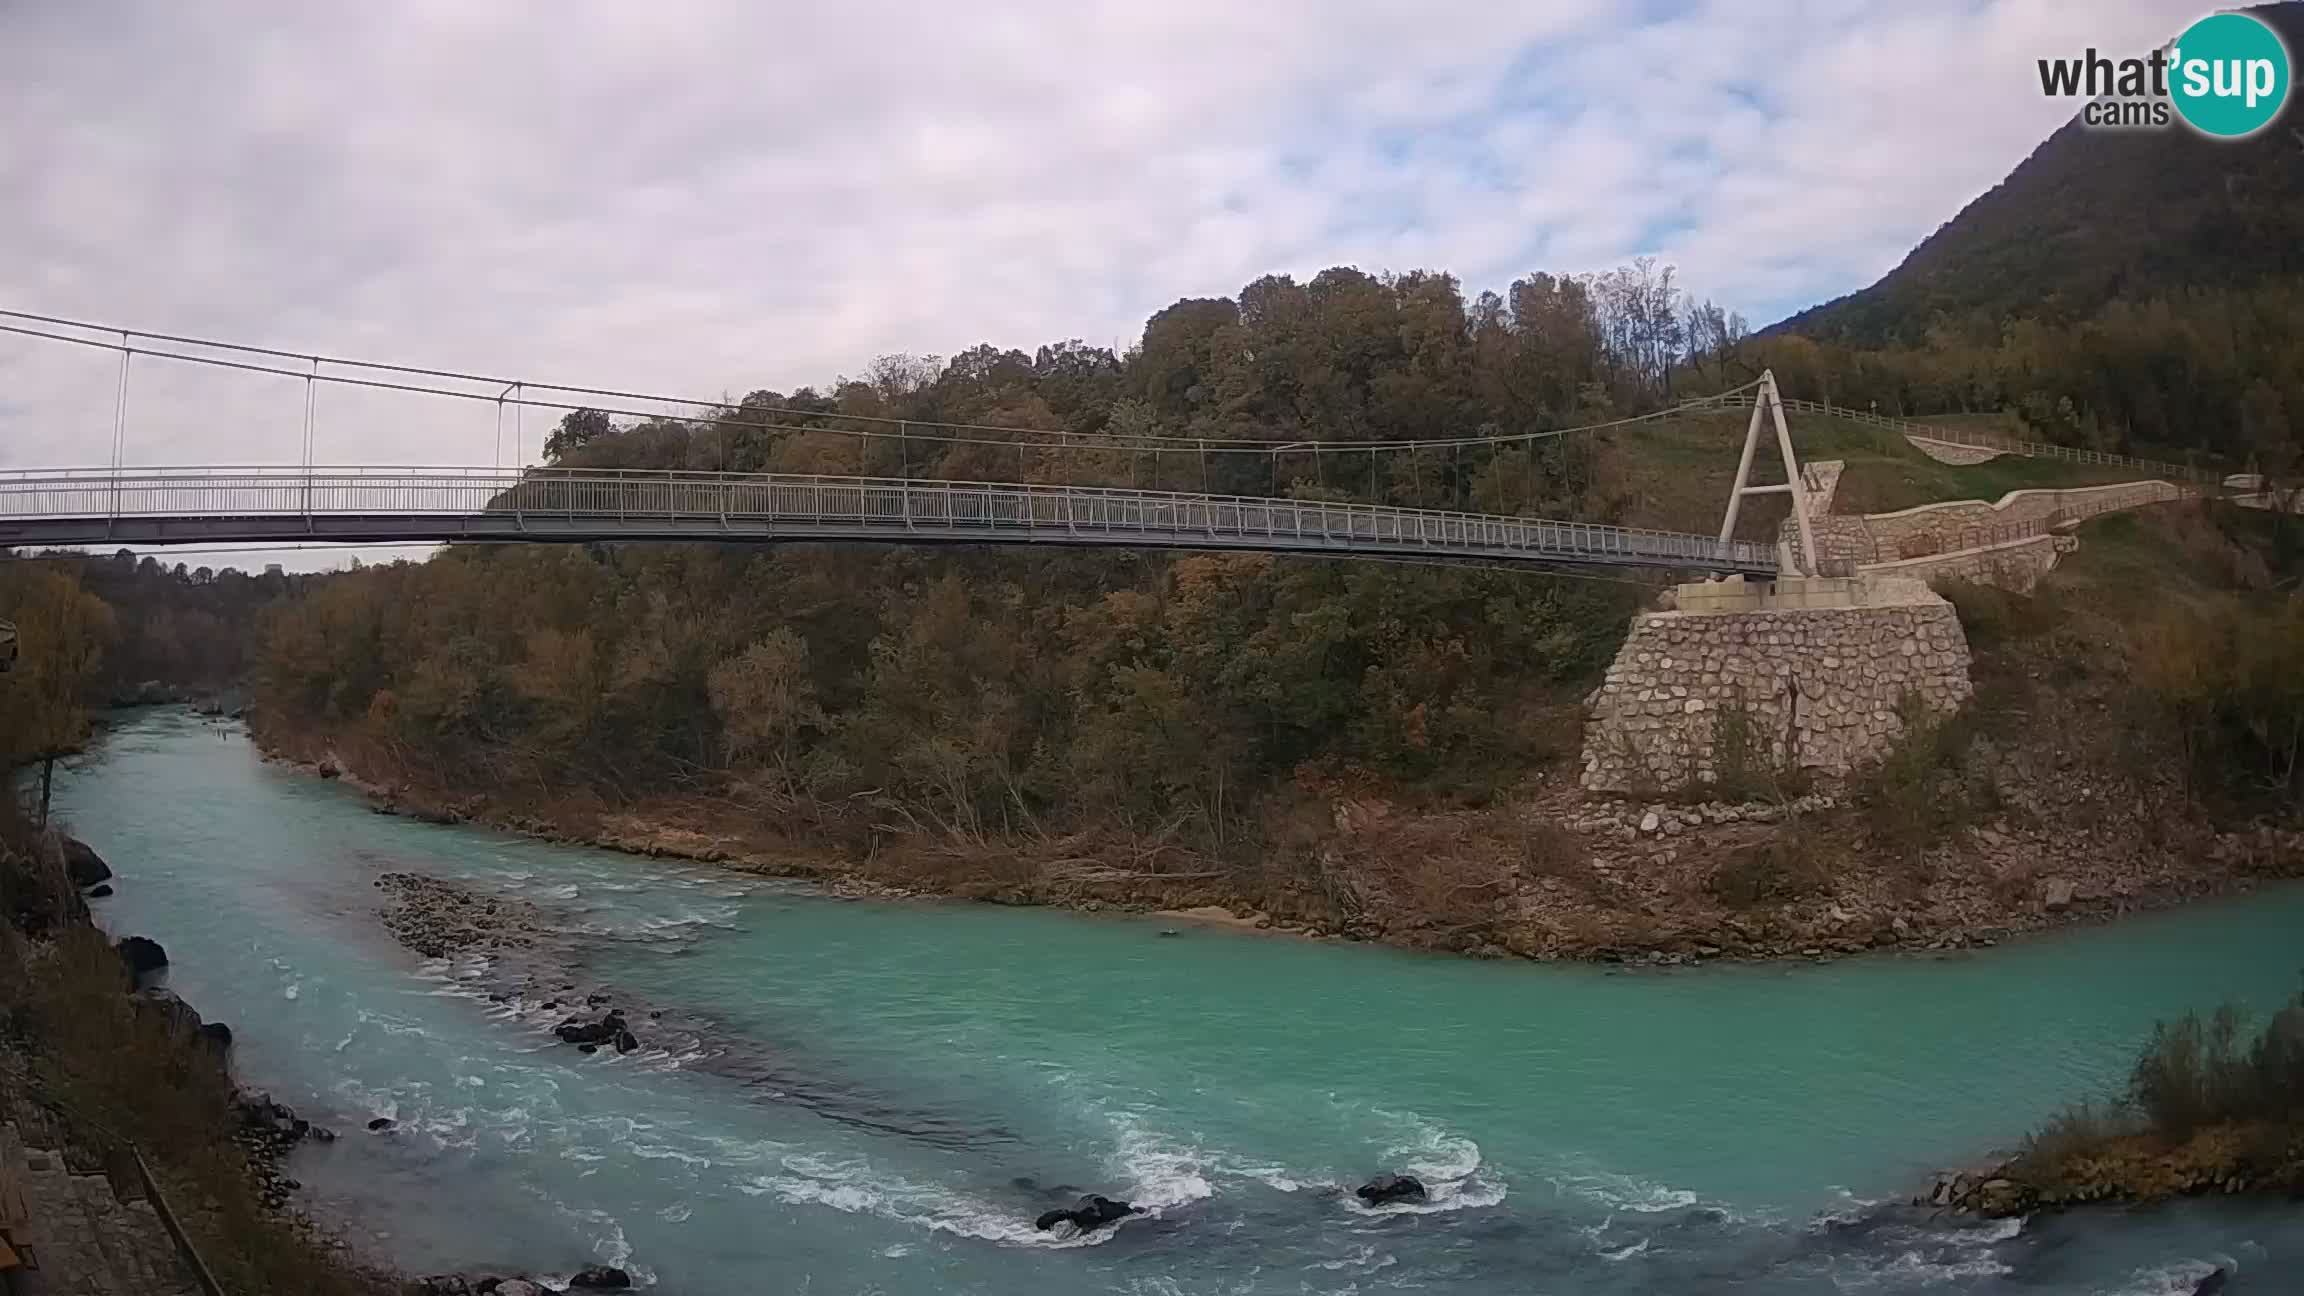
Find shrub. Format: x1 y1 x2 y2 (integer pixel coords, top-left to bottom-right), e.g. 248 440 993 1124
2131 992 2304 1137
1851 693 1976 857
1937 578 2059 649
1705 823 1832 907
2014 981 2304 1190
2013 1100 2137 1177
1701 700 1812 803
1514 815 1592 890
2134 597 2304 810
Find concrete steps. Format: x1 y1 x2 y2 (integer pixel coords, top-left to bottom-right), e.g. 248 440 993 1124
2 1120 201 1296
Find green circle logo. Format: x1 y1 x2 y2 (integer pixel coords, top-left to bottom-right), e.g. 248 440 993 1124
2170 11 2291 138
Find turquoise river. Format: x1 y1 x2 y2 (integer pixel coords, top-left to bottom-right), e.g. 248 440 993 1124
51 711 2304 1293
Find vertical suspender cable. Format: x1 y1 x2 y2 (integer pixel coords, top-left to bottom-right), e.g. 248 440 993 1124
109 333 131 530
302 356 317 524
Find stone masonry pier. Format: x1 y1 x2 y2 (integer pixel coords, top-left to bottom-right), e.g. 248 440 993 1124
1579 575 1972 794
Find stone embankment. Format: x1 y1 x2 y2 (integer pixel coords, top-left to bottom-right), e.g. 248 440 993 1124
1579 578 1971 794
0 1115 202 1296
1782 460 2187 577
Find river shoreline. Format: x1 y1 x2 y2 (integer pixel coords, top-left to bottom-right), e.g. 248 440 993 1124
246 713 2304 971
39 709 2304 1292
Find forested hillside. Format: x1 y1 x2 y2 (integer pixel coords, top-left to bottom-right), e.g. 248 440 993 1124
1751 2 2304 466
254 264 1723 854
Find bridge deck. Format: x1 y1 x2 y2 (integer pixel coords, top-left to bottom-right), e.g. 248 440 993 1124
0 467 1778 575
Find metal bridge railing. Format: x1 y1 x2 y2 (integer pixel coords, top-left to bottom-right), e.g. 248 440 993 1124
0 466 1779 573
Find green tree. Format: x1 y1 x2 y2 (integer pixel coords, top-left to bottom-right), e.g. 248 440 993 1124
2243 378 2293 505
543 407 615 462
708 629 824 789
0 565 115 823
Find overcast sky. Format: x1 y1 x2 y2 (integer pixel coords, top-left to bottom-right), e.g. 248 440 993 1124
1 0 2198 568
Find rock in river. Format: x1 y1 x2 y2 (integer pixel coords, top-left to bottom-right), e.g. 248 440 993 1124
555 1009 641 1053
61 836 111 887
116 935 169 981
1355 1172 1428 1205
131 987 202 1038
569 1265 633 1288
1034 1194 1138 1232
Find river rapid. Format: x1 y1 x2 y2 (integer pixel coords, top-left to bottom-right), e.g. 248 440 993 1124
51 711 2304 1293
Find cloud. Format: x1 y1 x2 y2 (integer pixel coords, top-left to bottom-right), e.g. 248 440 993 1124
0 0 2203 566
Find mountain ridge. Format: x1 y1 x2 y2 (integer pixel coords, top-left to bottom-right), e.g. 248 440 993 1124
1770 1 2304 346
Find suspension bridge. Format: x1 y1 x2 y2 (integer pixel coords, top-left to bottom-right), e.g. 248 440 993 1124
0 312 1801 576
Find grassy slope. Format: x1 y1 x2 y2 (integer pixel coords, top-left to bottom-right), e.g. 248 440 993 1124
1596 409 2156 536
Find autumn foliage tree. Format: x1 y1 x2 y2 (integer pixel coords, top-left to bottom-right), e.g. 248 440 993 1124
0 564 115 822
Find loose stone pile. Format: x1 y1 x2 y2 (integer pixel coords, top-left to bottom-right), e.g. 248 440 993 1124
375 871 541 959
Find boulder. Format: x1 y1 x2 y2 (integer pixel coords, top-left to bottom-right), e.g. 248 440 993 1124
2192 1269 2228 1296
132 988 203 1037
368 1117 397 1132
2041 877 2076 911
555 1010 632 1050
568 1266 632 1289
1355 1172 1428 1205
61 837 112 887
1969 1177 2035 1218
116 935 168 980
198 1021 234 1052
494 1283 545 1296
87 883 114 898
1034 1194 1138 1232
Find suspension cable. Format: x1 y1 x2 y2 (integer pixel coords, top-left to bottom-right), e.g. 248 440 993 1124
0 311 1764 457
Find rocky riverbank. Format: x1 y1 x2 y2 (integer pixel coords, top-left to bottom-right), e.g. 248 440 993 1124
4 819 677 1293
249 712 2304 972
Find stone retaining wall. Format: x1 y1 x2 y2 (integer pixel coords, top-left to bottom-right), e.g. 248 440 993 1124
1860 533 2077 594
1779 460 1864 570
1790 516 1878 569
1780 478 2184 567
1581 588 1972 793
1860 481 2184 559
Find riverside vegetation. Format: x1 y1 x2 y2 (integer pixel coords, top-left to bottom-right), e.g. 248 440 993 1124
0 564 393 1293
1933 982 2304 1218
228 253 2304 961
